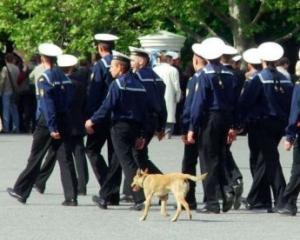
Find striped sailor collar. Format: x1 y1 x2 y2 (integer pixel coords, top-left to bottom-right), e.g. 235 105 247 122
136 67 163 82
203 63 233 75
194 69 203 77
100 54 112 68
258 69 292 84
115 73 146 92
41 73 72 86
136 67 156 82
249 70 259 80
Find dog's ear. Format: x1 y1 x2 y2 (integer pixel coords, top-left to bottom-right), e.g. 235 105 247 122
136 169 141 176
144 168 149 174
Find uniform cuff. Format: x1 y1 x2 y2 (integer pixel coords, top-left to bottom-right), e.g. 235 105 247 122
286 135 296 144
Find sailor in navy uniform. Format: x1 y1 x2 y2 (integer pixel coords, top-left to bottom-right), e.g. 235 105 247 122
115 46 167 200
34 55 89 196
85 33 119 202
220 45 244 210
187 38 240 213
278 76 300 216
7 43 78 206
85 51 147 210
129 46 166 171
180 43 207 210
237 42 293 211
241 48 272 209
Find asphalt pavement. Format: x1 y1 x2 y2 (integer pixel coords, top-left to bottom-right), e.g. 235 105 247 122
0 134 299 240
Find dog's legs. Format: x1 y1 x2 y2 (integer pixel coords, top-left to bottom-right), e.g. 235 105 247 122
140 194 152 221
160 195 169 217
171 196 182 222
180 198 192 220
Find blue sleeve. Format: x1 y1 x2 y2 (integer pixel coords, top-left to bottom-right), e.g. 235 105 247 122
156 81 167 132
181 77 196 134
237 76 262 125
189 75 208 132
232 74 242 128
85 63 107 117
286 84 300 142
90 81 120 124
38 77 58 132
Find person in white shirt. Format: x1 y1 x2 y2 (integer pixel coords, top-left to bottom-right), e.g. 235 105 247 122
154 53 181 138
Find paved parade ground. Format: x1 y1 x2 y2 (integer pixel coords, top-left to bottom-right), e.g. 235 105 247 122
0 134 299 240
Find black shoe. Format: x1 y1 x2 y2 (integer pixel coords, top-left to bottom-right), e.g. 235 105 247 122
233 180 243 210
107 200 120 206
78 189 87 196
107 194 120 206
33 184 45 194
243 200 271 210
7 188 26 204
196 205 220 214
189 202 197 210
120 194 133 203
62 199 78 206
129 202 144 211
92 195 107 209
222 192 234 212
278 204 297 216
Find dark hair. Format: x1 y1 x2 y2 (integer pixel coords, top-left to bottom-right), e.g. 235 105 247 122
210 59 221 65
221 54 232 63
97 42 114 53
5 53 15 63
266 61 276 71
41 55 57 65
276 57 290 67
115 60 130 73
252 63 262 71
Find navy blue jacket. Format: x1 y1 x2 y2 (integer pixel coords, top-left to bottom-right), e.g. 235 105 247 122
241 70 265 122
286 81 300 142
86 55 112 118
135 67 167 132
238 68 293 125
189 63 239 132
181 70 202 134
223 64 245 95
69 71 88 136
37 67 74 132
90 72 148 132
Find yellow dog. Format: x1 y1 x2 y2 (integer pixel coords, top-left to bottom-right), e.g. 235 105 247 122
131 169 207 222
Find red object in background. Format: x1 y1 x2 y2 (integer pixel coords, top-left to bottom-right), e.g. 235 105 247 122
17 71 26 86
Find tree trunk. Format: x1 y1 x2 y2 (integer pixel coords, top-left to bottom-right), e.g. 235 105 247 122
228 0 255 52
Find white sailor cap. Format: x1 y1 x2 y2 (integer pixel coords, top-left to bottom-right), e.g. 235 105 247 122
258 42 284 62
112 50 131 63
192 43 204 57
129 46 150 58
197 37 226 60
94 33 119 43
38 43 63 57
57 54 78 67
242 48 261 65
165 51 180 60
232 55 242 62
223 45 238 55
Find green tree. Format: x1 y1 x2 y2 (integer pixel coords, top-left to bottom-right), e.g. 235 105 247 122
0 0 299 59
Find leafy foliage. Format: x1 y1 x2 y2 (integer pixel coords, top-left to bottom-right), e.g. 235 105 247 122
0 0 299 59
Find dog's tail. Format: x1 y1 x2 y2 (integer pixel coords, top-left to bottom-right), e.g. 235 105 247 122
184 173 208 182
